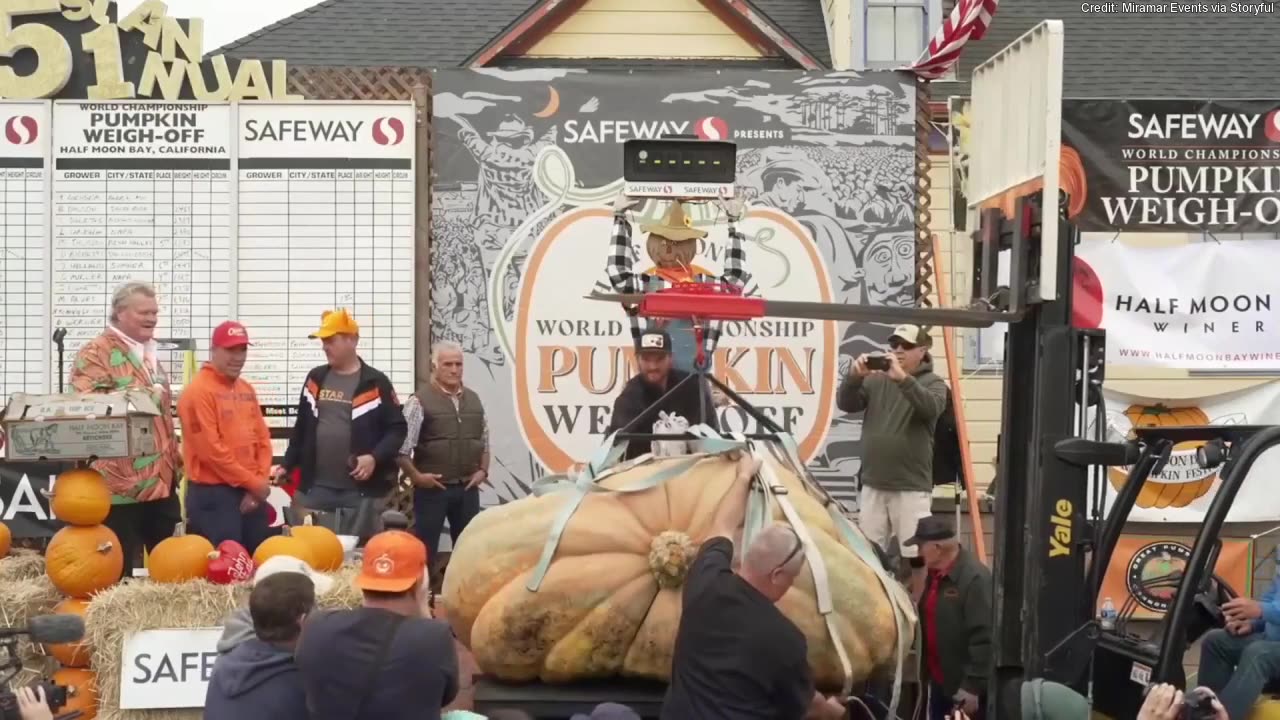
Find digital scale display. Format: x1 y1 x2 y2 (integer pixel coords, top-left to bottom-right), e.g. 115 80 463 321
622 139 736 198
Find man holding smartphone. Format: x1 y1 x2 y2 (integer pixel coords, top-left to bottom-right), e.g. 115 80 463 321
837 324 948 599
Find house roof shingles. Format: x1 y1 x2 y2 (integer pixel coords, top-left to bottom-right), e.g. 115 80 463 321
216 0 832 69
934 2 1280 100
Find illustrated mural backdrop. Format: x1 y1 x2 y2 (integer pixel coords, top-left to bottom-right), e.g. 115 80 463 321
431 68 918 510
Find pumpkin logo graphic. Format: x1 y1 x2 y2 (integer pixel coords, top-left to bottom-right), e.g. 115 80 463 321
1125 541 1191 612
1107 404 1216 508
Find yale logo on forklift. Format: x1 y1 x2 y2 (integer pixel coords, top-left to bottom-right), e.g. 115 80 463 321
1131 662 1152 686
1049 499 1072 557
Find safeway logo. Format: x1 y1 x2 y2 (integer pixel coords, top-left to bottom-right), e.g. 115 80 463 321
1265 110 1280 143
695 116 729 141
4 116 38 145
372 117 405 146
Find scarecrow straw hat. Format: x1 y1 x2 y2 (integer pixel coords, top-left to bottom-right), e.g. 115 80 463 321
641 202 707 242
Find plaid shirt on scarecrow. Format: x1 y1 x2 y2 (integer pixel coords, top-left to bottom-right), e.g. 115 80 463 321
605 210 754 357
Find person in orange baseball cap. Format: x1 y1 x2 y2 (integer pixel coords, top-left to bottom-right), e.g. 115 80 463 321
272 309 406 542
294 529 461 720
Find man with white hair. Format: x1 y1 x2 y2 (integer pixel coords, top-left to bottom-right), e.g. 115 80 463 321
70 281 183 578
662 456 846 720
397 341 489 586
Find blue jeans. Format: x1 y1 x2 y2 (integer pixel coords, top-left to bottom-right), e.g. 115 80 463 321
1199 629 1280 719
185 483 277 555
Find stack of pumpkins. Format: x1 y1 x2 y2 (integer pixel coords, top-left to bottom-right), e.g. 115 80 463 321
41 467 125 720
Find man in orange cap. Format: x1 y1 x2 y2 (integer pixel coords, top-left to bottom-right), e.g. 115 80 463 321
179 321 276 552
273 309 406 541
295 530 459 720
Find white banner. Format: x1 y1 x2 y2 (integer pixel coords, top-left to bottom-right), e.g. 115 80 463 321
119 628 222 709
1076 240 1280 370
1092 382 1280 522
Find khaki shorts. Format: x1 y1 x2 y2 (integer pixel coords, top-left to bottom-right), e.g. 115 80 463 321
857 486 933 559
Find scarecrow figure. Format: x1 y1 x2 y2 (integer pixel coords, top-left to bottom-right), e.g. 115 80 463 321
607 192 753 374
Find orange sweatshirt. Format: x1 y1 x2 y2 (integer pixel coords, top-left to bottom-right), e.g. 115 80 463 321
178 364 273 493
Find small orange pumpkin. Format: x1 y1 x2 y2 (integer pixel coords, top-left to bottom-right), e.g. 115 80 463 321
48 468 111 526
0 521 10 558
46 598 92 668
252 529 316 568
52 667 98 720
47 525 124 599
147 523 215 583
290 517 345 571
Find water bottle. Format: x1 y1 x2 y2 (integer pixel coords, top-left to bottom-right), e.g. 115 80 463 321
1099 597 1118 631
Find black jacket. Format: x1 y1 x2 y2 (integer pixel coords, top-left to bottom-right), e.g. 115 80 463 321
283 360 407 497
919 548 993 697
606 369 719 459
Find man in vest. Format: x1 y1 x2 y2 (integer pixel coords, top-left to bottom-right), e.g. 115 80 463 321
397 340 489 586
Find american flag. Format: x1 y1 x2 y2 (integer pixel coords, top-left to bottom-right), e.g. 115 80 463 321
907 0 999 80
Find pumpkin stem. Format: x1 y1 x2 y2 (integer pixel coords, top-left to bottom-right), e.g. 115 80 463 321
173 522 186 537
648 531 696 590
303 514 315 527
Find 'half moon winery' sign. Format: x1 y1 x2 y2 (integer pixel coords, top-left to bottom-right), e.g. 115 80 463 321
0 0 298 101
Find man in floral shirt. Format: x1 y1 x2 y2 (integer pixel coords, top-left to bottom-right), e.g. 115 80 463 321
71 281 182 577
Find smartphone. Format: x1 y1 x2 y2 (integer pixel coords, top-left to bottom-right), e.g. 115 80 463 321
865 354 891 371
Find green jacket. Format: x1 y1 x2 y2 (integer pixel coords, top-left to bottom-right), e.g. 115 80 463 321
836 356 948 492
920 548 993 696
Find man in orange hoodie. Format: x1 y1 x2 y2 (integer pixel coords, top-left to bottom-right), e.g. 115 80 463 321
179 321 276 553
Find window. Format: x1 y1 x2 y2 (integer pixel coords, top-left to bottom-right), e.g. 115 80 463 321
863 0 942 67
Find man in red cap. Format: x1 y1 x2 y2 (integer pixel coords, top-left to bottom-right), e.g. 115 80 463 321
178 321 276 552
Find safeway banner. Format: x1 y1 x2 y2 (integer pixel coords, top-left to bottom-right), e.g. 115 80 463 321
1062 99 1280 233
1091 382 1280 523
1096 535 1253 620
1075 239 1280 370
0 461 65 537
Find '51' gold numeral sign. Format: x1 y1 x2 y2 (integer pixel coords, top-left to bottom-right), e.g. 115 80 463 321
0 0 302 102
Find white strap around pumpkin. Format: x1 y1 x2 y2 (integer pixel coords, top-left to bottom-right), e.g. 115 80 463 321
752 447 854 700
772 433 915 720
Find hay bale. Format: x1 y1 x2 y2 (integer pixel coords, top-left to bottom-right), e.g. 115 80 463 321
0 549 46 582
0 556 62 691
88 564 363 720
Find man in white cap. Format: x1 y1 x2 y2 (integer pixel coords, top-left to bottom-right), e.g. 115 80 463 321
837 324 948 598
216 556 334 655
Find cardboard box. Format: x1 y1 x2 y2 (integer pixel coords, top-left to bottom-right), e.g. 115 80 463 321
2 391 162 462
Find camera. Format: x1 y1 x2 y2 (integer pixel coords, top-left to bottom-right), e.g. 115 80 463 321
0 682 69 720
865 354 892 372
1179 687 1218 720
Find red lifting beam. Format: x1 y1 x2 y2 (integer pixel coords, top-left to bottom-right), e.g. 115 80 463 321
637 282 766 322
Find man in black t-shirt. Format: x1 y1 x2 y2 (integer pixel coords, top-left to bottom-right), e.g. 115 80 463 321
662 455 846 720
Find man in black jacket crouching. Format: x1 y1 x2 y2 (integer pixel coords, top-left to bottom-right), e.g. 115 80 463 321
606 329 719 459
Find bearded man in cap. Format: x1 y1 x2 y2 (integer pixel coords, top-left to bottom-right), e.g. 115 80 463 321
838 323 948 597
607 193 754 375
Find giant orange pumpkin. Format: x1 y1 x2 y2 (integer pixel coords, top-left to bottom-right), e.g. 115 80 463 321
48 468 111 526
291 519 345 571
47 525 124 598
0 520 10 558
45 598 92 668
1108 404 1215 508
147 524 215 583
52 667 98 720
442 450 916 688
253 530 316 568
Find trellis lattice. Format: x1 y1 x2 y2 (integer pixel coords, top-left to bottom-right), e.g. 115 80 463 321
914 78 936 309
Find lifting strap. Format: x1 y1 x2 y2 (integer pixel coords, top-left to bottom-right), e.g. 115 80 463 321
753 446 855 699
771 433 917 720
